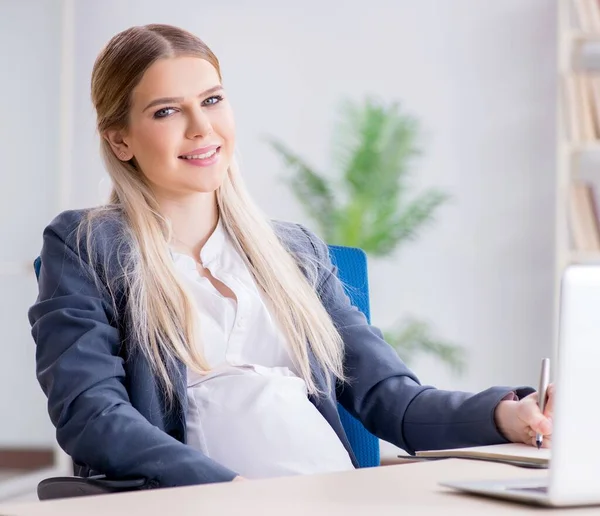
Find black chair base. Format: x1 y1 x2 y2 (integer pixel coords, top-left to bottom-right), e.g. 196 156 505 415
37 475 149 500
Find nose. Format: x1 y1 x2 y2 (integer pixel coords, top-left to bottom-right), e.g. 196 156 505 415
185 105 213 139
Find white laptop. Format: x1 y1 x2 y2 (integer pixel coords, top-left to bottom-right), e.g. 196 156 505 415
442 264 600 507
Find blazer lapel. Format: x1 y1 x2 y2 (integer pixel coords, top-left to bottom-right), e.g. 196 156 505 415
161 356 189 441
306 348 359 468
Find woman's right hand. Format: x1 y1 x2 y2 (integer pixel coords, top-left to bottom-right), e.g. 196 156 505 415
232 476 246 482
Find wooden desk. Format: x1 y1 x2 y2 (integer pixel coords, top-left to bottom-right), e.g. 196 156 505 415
0 459 595 515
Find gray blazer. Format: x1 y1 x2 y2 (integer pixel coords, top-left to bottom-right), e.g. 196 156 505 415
28 209 532 488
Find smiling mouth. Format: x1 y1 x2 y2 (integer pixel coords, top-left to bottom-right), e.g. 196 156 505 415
178 147 221 160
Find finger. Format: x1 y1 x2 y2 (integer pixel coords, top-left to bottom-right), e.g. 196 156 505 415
543 383 555 419
519 399 552 435
530 434 552 449
530 414 552 435
527 427 552 444
526 435 552 448
529 432 550 446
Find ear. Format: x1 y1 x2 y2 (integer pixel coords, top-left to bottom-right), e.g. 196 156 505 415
104 129 133 161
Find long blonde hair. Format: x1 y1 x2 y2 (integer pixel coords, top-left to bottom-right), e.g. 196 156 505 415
84 24 345 403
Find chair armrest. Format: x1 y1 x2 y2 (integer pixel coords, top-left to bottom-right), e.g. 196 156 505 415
37 475 149 500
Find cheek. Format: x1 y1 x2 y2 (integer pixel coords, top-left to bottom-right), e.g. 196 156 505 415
135 123 176 157
130 122 180 180
214 109 236 152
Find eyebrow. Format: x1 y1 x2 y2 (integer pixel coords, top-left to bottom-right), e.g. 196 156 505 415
142 85 224 112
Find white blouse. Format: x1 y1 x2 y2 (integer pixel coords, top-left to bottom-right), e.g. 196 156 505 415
171 219 354 479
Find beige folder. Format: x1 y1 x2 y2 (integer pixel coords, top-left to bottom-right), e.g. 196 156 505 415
415 443 550 466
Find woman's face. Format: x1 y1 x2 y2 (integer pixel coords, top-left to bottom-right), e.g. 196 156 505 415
107 56 236 199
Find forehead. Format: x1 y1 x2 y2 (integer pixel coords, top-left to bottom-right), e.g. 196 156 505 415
132 56 221 104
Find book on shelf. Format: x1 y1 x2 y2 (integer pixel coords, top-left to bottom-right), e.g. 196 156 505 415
578 75 596 140
562 73 600 143
569 180 600 251
562 74 600 143
563 75 581 141
590 76 600 136
572 0 600 33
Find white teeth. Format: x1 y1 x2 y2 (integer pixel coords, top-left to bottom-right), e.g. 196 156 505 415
181 149 217 160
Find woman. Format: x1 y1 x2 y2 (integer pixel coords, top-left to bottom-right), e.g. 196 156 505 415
29 24 553 488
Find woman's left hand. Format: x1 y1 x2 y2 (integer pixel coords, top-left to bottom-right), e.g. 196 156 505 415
494 384 554 448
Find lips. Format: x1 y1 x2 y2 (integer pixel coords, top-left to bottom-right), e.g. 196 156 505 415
178 144 220 159
177 145 221 167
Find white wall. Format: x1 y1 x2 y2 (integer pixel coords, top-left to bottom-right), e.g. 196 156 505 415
0 0 557 448
0 0 62 446
71 0 557 393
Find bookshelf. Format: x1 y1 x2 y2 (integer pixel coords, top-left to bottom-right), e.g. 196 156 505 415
557 0 600 283
555 1 600 360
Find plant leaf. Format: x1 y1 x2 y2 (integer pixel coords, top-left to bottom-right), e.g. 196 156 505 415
263 97 464 375
361 189 450 255
383 317 466 375
339 97 421 202
266 137 338 240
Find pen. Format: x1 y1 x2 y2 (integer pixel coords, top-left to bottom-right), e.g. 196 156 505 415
535 358 551 449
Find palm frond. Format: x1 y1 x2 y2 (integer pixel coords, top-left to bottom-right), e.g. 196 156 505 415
389 189 450 243
330 98 363 177
361 189 450 255
266 138 338 240
383 317 466 375
264 98 465 376
339 98 421 203
342 98 389 197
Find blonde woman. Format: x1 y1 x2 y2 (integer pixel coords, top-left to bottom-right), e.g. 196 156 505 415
29 24 553 488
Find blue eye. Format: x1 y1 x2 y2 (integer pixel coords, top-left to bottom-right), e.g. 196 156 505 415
203 95 224 106
153 107 176 119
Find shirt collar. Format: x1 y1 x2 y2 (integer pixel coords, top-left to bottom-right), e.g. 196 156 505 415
170 217 226 271
200 217 226 266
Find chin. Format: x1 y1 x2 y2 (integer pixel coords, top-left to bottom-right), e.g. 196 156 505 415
193 176 228 192
182 165 229 192
190 183 224 194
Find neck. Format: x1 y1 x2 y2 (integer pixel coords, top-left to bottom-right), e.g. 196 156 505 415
157 191 219 259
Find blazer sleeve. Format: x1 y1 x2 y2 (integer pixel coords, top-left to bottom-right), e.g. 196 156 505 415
28 212 238 487
297 224 534 454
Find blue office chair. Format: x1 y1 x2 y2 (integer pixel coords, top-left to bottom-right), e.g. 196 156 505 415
327 245 380 469
32 245 379 499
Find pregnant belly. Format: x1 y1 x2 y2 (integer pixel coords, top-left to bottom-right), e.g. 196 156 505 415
186 364 354 479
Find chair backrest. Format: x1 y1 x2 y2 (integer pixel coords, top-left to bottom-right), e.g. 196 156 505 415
33 256 41 279
33 249 380 468
327 245 380 468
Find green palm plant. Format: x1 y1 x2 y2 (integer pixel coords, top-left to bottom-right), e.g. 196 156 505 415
266 96 466 374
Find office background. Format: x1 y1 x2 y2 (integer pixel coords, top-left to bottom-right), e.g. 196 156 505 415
0 0 556 490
